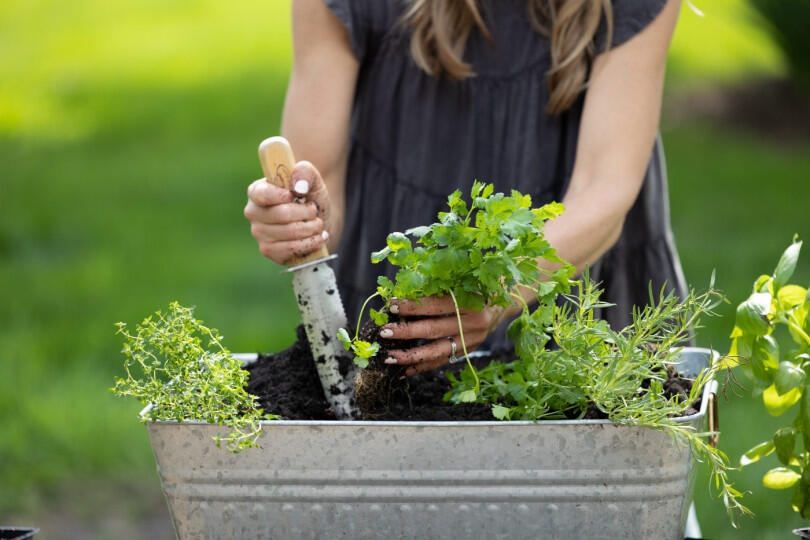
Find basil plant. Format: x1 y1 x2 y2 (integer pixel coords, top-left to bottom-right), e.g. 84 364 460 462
729 236 810 517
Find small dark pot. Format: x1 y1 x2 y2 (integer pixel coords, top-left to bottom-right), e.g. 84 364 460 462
0 528 38 540
794 528 810 539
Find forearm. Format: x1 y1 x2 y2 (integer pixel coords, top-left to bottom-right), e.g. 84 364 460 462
282 112 348 251
280 0 359 252
542 171 640 275
534 0 680 279
281 76 350 252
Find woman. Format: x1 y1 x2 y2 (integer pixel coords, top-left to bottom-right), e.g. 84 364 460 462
245 0 687 375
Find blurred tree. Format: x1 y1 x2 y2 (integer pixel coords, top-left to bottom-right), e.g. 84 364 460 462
749 0 810 93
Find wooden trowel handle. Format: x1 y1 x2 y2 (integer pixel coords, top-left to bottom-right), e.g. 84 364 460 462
258 136 330 266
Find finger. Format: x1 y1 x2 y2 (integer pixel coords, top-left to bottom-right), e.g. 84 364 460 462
382 315 460 341
248 179 296 207
381 307 492 343
250 219 326 244
292 161 330 219
406 356 452 376
244 199 319 225
386 335 474 366
256 233 329 265
390 296 457 317
385 339 452 366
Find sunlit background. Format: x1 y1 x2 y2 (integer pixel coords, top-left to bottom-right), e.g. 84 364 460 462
1 1 808 538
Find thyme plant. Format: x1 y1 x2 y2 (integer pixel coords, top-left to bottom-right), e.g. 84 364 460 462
111 302 276 452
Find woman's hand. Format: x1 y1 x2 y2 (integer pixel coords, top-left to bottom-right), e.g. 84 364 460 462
380 296 515 376
244 161 332 265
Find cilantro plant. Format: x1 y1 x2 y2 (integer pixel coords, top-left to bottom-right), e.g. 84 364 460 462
726 236 810 518
111 302 276 452
337 181 575 377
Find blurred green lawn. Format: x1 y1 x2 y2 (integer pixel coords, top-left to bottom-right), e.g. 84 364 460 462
1 1 808 538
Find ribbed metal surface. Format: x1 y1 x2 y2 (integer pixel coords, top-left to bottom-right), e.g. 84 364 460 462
147 348 715 540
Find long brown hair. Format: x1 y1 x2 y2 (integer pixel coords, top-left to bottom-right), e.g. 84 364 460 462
403 0 614 114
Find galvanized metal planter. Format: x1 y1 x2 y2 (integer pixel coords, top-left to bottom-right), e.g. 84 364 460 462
146 348 716 540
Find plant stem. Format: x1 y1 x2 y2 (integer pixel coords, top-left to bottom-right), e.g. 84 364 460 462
354 292 381 340
449 289 480 394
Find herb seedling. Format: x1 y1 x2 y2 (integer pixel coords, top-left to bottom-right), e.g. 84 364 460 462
337 181 574 381
111 302 276 452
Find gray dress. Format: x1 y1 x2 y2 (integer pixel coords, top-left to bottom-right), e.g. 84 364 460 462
325 0 687 351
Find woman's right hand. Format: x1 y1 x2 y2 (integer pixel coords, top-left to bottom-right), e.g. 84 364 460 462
244 160 332 266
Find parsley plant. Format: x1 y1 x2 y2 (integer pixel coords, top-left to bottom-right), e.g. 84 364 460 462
337 181 574 379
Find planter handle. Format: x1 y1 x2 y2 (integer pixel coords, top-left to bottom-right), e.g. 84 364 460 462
708 390 719 448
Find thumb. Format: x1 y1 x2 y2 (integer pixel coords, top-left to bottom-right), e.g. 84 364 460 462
291 160 330 220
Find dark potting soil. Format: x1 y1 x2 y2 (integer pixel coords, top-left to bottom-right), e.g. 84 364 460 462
245 324 698 421
246 324 497 421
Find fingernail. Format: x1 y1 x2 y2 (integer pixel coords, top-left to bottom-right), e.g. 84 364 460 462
384 357 398 365
293 179 310 195
389 303 399 315
379 328 393 338
321 230 330 241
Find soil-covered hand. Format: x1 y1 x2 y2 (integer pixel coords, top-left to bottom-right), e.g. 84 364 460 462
379 296 513 375
244 160 331 265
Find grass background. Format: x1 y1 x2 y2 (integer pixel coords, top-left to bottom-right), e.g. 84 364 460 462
1 0 808 538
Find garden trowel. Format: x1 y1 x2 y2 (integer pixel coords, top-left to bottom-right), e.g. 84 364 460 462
258 136 357 419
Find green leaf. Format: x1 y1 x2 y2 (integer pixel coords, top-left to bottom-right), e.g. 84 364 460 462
353 356 370 369
492 404 511 420
775 361 806 395
376 275 394 292
774 427 797 466
352 340 379 359
763 467 801 490
392 268 426 298
749 335 780 386
386 232 411 251
763 383 802 416
754 334 780 369
730 333 754 360
369 308 388 326
404 225 431 238
791 481 809 516
740 440 775 466
336 328 352 351
778 284 808 310
457 390 478 403
533 201 565 221
754 274 772 294
370 246 391 264
735 292 772 336
774 238 802 290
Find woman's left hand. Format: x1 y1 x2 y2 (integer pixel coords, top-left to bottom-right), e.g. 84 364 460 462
379 296 512 375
